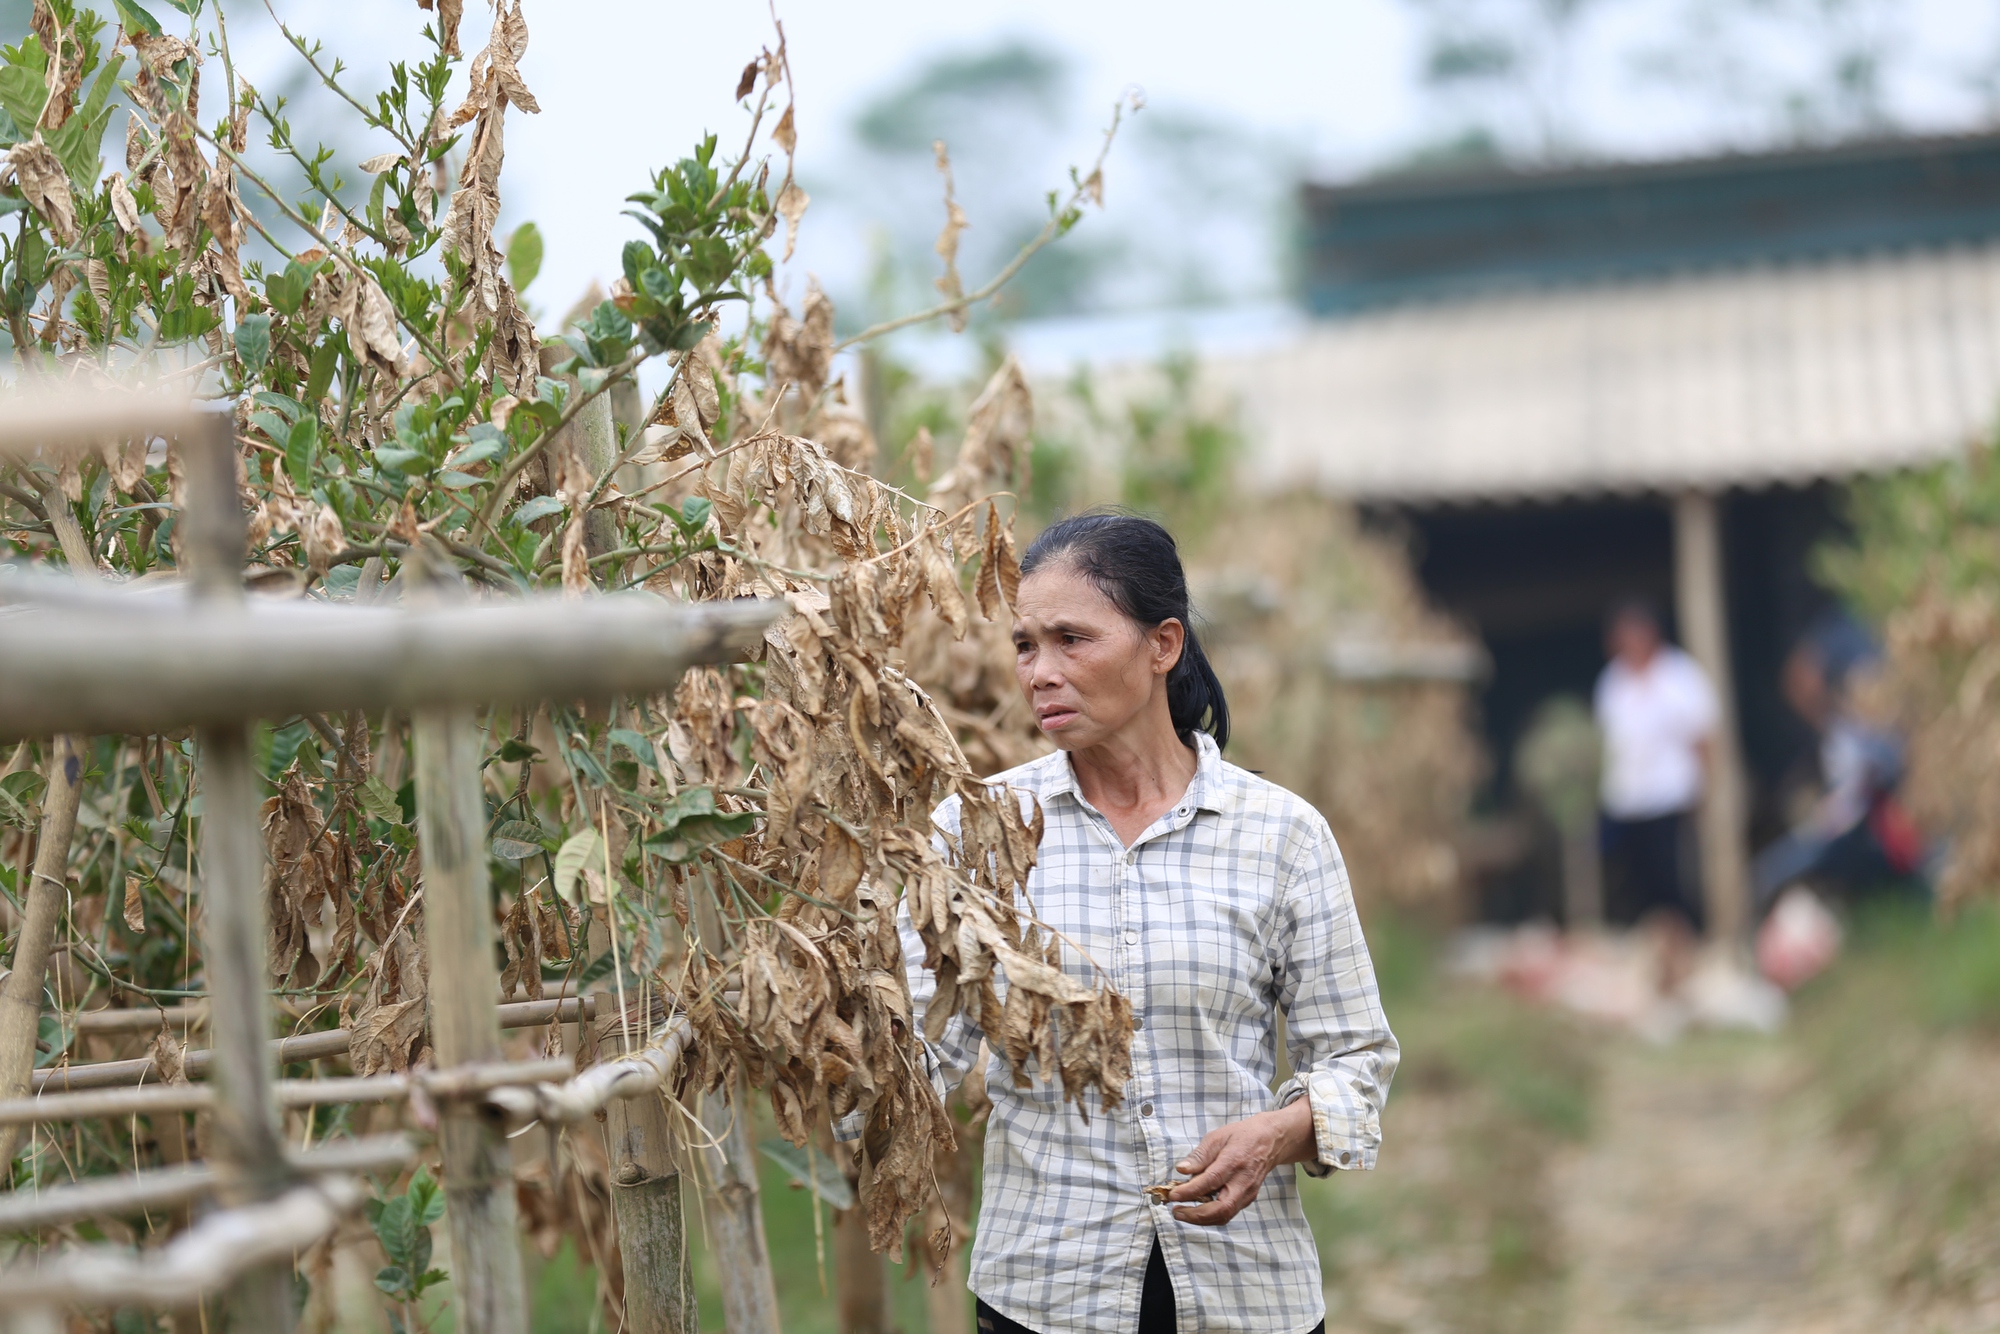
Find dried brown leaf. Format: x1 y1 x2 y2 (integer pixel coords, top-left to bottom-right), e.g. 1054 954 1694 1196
776 179 809 262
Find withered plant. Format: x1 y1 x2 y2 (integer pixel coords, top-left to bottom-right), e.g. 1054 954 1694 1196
0 0 1141 1317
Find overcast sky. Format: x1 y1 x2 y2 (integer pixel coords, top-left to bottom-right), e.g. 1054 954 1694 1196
240 0 2000 326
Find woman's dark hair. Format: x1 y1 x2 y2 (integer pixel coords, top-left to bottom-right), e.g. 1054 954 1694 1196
1020 511 1230 749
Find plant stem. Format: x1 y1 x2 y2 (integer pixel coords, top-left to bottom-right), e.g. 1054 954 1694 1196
833 96 1132 352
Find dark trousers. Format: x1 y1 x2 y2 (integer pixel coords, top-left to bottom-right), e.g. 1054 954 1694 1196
1600 810 1704 932
974 1241 1327 1334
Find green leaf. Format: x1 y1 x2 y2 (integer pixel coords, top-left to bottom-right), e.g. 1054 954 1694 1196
34 1012 72 1069
111 0 162 37
609 729 657 767
372 446 425 475
408 1166 445 1226
446 436 504 469
234 314 272 379
265 258 319 316
676 496 712 533
509 494 565 528
758 1139 856 1210
304 338 340 405
373 1265 410 1297
286 418 317 489
358 774 404 827
0 770 45 829
253 391 305 424
552 828 601 904
163 0 203 14
494 737 540 764
506 221 542 292
46 57 125 185
574 949 618 989
322 565 361 598
643 789 756 862
0 66 46 131
437 469 480 489
490 819 550 862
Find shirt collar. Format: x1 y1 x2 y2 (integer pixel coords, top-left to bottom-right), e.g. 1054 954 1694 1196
1027 730 1231 816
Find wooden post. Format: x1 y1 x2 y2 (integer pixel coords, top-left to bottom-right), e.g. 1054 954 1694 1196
700 1075 782 1334
576 392 622 561
604 1091 697 1333
834 1202 890 1334
1672 490 1752 943
412 702 531 1334
182 410 298 1330
689 884 780 1334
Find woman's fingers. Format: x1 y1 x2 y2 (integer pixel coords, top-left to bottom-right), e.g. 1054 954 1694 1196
1172 1173 1260 1226
1167 1130 1231 1203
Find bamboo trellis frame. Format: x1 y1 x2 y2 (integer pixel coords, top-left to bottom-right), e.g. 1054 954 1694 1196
0 391 776 1331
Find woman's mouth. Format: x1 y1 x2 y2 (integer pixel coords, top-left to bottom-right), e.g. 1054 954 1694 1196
1037 706 1078 730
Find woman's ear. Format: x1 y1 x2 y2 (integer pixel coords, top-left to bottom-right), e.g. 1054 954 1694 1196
1153 618 1186 676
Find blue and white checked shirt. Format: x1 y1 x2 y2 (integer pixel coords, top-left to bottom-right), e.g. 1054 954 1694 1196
918 731 1398 1334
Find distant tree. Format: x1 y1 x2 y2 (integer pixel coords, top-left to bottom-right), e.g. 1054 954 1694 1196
1401 0 1619 162
1636 0 1906 145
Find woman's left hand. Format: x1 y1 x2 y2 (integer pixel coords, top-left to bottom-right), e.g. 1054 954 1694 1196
1166 1099 1318 1226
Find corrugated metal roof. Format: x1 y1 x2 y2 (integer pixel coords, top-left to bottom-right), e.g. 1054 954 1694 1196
1215 244 2000 501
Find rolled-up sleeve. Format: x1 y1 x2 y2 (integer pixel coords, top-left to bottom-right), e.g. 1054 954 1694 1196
1270 821 1399 1174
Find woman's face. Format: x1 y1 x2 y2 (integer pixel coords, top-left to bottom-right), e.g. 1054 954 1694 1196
1012 562 1184 751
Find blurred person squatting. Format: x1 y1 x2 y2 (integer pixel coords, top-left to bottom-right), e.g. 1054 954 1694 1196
1593 598 1716 934
842 512 1398 1334
1754 611 1925 908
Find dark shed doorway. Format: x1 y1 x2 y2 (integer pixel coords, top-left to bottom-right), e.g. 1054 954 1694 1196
1366 483 1846 921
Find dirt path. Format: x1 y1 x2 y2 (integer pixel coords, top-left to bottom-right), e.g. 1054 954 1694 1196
1556 1039 1884 1334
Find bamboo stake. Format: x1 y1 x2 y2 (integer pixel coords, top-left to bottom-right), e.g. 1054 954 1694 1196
604 1090 697 1334
412 702 530 1334
181 410 299 1331
0 1133 415 1230
0 594 778 743
28 995 597 1094
1 1055 575 1127
0 733 86 1169
0 1175 365 1311
0 454 98 1169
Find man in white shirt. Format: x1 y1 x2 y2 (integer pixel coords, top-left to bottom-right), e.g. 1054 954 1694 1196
1593 598 1718 932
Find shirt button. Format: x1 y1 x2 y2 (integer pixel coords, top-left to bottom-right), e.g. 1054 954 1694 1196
1141 1102 1154 1117
1132 1014 1144 1030
1123 929 1140 945
1339 1151 1352 1165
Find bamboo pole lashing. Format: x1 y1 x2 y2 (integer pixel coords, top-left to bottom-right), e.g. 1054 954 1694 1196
479 1019 693 1132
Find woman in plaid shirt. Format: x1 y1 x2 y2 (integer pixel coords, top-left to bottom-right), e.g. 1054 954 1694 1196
917 513 1399 1334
